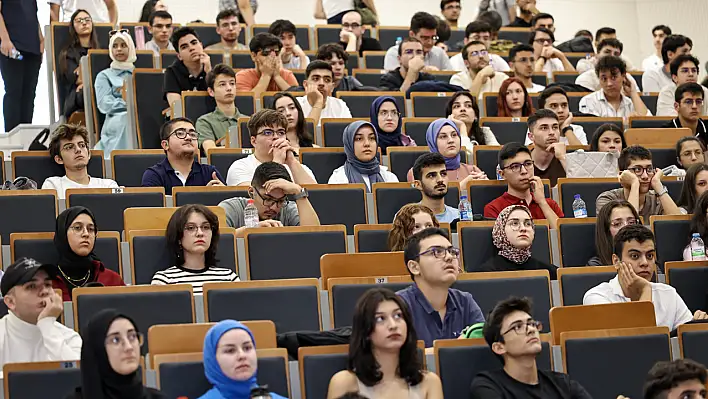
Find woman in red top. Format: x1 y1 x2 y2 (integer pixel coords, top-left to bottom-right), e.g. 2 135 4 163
52 206 125 301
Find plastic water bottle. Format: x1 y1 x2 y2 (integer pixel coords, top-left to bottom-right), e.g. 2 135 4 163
459 193 472 221
244 199 259 228
690 233 706 261
9 48 22 60
495 164 503 180
395 37 403 46
572 194 587 218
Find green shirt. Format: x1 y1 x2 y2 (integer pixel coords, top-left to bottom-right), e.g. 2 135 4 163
196 107 242 148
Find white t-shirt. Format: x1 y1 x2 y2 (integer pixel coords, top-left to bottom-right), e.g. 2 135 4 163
297 96 352 123
41 175 119 199
226 154 317 186
526 83 546 93
449 53 510 73
449 70 508 97
47 0 110 23
575 69 639 92
322 0 354 18
642 66 674 93
283 55 310 70
460 127 499 151
542 58 565 77
328 165 398 190
642 54 663 73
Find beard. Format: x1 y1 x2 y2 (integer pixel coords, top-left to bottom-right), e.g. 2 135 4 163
422 183 447 199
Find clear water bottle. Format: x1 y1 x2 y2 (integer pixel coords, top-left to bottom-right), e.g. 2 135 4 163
572 194 587 218
459 193 472 221
690 233 706 261
9 48 22 60
244 199 259 228
495 164 503 180
395 36 403 46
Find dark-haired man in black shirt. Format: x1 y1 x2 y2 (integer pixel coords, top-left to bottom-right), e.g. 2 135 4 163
163 27 211 110
379 37 436 92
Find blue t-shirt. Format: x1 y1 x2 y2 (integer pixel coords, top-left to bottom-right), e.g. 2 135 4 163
436 205 460 223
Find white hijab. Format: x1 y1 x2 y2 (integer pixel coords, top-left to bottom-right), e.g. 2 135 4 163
109 31 136 71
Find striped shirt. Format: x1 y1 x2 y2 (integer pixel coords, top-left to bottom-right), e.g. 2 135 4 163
151 266 239 294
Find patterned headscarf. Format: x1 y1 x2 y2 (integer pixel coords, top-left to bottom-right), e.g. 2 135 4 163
492 205 533 264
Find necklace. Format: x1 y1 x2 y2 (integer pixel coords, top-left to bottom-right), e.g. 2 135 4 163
57 266 91 288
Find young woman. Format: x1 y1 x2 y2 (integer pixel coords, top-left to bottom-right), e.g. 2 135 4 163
589 199 641 266
497 77 534 118
199 320 287 399
151 205 239 294
94 31 137 158
478 205 558 279
327 288 443 399
53 207 124 301
387 204 440 251
67 309 164 398
685 191 708 260
678 163 708 214
58 9 100 119
589 124 626 153
676 136 706 170
271 92 317 150
445 92 499 152
328 121 398 191
139 0 168 22
370 96 416 154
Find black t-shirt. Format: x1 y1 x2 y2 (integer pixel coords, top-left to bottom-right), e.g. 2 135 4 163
534 156 566 187
507 17 532 27
163 59 208 107
478 253 558 279
339 37 383 57
379 67 436 91
1 0 40 54
470 369 592 399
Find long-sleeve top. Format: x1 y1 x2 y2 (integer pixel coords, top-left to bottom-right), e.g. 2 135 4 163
58 46 90 117
94 68 134 157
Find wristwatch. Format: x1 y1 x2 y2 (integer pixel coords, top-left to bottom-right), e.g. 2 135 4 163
561 125 573 137
288 187 309 201
656 185 669 197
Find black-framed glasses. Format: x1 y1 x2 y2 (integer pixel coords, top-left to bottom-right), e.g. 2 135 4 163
109 29 129 37
342 23 361 29
257 129 287 138
261 48 281 56
501 320 543 336
254 187 288 208
417 245 460 259
533 38 553 45
169 128 198 140
627 165 655 176
62 141 88 152
502 160 534 173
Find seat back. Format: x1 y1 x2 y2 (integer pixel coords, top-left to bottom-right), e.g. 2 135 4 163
411 92 455 117
4 361 81 399
377 26 411 48
336 91 405 118
329 277 413 328
160 51 224 70
387 146 429 182
298 345 349 399
230 50 256 69
557 178 620 217
352 68 386 87
402 117 435 146
557 218 597 267
665 261 708 314
66 188 166 233
678 324 708 367
646 145 677 169
111 150 166 187
373 182 460 223
472 145 501 181
650 215 691 265
186 24 224 47
304 184 367 234
628 116 675 129
124 206 228 233
206 148 252 178
0 191 57 243
641 93 659 115
557 266 617 306
255 23 311 50
133 69 166 149
12 150 104 183
497 27 532 44
572 117 623 137
321 118 366 147
299 147 347 183
314 24 370 48
480 117 528 144
172 186 249 206
625 128 691 146
354 224 392 252
362 51 387 69
320 252 408 290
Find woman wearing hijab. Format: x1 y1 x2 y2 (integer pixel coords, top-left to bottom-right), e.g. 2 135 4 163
478 205 558 279
199 320 288 399
94 30 137 158
52 207 125 301
328 121 398 191
369 96 416 155
66 309 164 399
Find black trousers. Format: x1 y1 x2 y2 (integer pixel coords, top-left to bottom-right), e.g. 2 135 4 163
0 52 42 132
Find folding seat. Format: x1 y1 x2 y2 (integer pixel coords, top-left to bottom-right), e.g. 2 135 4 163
132 69 166 149
549 301 656 344
186 23 223 47
304 184 367 234
497 27 531 44
625 128 690 146
557 218 597 268
372 182 460 223
321 118 364 147
472 145 501 180
353 223 451 253
628 116 675 129
464 179 550 217
665 260 708 315
377 26 410 48
3 361 82 399
336 91 405 118
260 91 305 111
298 345 349 399
124 206 227 233
206 147 252 177
552 71 580 85
641 93 659 115
351 68 386 87
572 117 623 137
172 186 249 206
66 187 165 233
556 266 617 306
320 252 408 290
0 190 57 243
402 117 435 146
677 324 708 367
665 179 682 201
429 71 456 84
446 30 467 51
387 146 429 182
329 276 413 328
557 178 620 217
111 149 167 187
230 50 256 69
563 53 591 69
121 22 184 44
12 150 104 185
362 51 387 70
482 93 499 117
645 145 677 169
182 92 256 127
650 215 691 265
299 147 347 183
411 92 455 118
479 117 528 144
254 23 311 50
314 24 370 49
566 93 586 114
160 51 224 70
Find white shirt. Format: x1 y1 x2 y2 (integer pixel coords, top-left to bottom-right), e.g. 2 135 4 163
41 175 119 199
460 126 499 151
656 83 708 116
327 165 398 190
297 96 351 123
322 0 353 18
145 40 174 56
524 124 588 145
226 154 317 186
643 66 674 93
47 0 110 23
283 55 310 70
642 54 664 73
449 70 508 96
575 69 639 92
384 45 453 71
579 90 652 118
542 58 565 77
576 55 637 74
526 83 546 93
583 275 693 331
449 53 510 73
0 313 82 370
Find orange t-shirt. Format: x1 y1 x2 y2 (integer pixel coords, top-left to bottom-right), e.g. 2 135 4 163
235 69 299 92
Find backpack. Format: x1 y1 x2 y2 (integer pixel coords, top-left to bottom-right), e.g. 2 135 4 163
28 128 51 151
557 36 594 53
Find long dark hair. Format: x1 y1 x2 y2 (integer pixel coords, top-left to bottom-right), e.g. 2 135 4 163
348 288 423 387
589 124 627 151
270 92 314 145
166 204 220 267
595 199 640 265
678 163 708 212
689 191 708 246
59 9 99 75
139 0 158 22
445 91 487 145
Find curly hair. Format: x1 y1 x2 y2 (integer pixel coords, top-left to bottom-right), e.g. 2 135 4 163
388 204 439 251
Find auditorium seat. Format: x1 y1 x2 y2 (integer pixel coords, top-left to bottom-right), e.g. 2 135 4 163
321 118 365 147
124 206 228 232
314 24 370 49
557 218 597 268
387 146 429 182
625 128 690 147
298 345 349 399
254 23 311 50
299 147 347 183
172 186 249 206
352 68 386 87
549 301 656 344
556 266 617 306
320 252 408 290
160 50 224 70
641 93 659 115
182 92 256 128
464 179 550 217
479 117 528 144
677 324 708 367
628 116 674 129
133 69 166 149
377 26 410 48
472 145 501 180
304 184 367 234
336 91 405 118
230 50 256 69
12 150 104 184
372 182 460 223
497 27 531 44
411 92 455 118
185 23 225 48
362 51 387 70
66 187 166 233
206 147 253 177
650 215 691 266
354 224 393 253
572 117 623 137
0 190 57 243
329 276 412 328
3 361 82 399
557 178 620 217
402 117 436 146
111 149 167 187
664 260 708 314
261 91 305 110
645 145 677 169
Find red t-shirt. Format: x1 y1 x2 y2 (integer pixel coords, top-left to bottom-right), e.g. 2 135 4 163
484 192 564 220
53 261 125 301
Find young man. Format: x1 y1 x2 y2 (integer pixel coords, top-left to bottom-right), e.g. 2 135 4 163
663 83 707 143
380 37 436 93
339 10 382 56
657 55 708 116
642 25 672 72
530 28 575 75
411 153 460 223
596 145 682 219
219 162 320 236
235 33 298 97
0 257 82 369
449 21 510 72
484 142 563 227
296 60 351 123
205 9 248 51
531 12 554 32
584 224 708 330
315 43 364 93
440 0 461 28
575 39 639 92
226 109 316 186
470 296 593 398
579 56 650 118
643 359 707 399
145 10 175 55
478 0 515 27
525 87 587 145
527 109 567 187
397 227 484 347
643 34 693 93
450 41 508 97
383 11 453 71
163 27 212 109
508 44 544 93
268 19 309 70
142 118 225 192
42 124 118 198
507 0 539 27
196 64 243 153
49 0 117 24
576 27 635 73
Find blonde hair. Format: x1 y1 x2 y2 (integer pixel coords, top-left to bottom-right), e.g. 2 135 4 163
387 204 439 251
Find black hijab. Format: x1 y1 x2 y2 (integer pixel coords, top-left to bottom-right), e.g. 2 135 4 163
54 206 100 278
79 309 148 399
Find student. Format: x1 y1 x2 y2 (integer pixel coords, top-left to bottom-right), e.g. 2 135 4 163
151 205 239 294
525 87 587 146
52 207 125 301
588 199 640 266
576 28 635 73
675 136 706 171
643 359 707 399
642 25 672 72
67 309 164 399
326 288 444 397
370 96 416 154
163 27 211 109
411 153 460 223
678 164 708 214
42 124 119 199
440 0 461 27
449 40 508 97
235 33 298 97
684 191 708 260
142 118 226 192
327 121 398 190
0 257 82 369
478 0 514 26
297 60 352 125
497 77 535 117
596 145 682 219
643 34 692 93
484 142 563 228
507 44 544 93
315 43 364 93
270 92 316 150
579 56 650 118
479 205 558 278
531 12 554 32
507 0 538 27
199 320 287 399
379 37 437 93
218 0 257 27
583 224 708 330
338 10 382 56
197 64 243 153
529 28 575 76
383 11 452 71
387 204 439 251
94 30 136 157
446 91 499 151
589 124 626 153
268 19 309 70
450 21 511 72
145 10 175 55
662 83 708 144
657 55 708 116
470 296 593 398
526 109 567 186
575 38 639 92
139 0 168 22
219 162 320 235
49 0 117 24
206 9 249 51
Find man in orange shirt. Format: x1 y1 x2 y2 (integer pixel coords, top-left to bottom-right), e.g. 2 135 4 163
236 33 298 97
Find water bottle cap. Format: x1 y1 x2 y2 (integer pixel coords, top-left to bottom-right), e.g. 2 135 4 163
574 194 580 199
460 195 467 200
693 233 700 237
247 199 254 205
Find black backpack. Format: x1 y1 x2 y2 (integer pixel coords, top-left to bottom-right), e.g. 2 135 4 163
28 128 51 151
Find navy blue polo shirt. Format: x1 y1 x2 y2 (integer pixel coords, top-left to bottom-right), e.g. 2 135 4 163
2 0 41 54
397 284 485 347
141 157 224 194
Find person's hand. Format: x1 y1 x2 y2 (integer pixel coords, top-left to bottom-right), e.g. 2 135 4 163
469 165 488 180
408 57 426 74
293 44 306 58
305 82 324 107
447 114 465 131
650 167 664 191
549 48 564 59
339 29 354 43
530 176 546 203
616 261 651 301
259 57 275 76
693 310 708 320
540 47 554 59
37 290 63 321
269 137 293 164
76 83 84 92
547 142 566 160
273 56 283 75
479 65 496 79
422 65 440 72
263 178 302 195
561 112 573 130
206 171 224 187
622 74 634 97
0 39 15 57
619 170 639 189
616 396 630 399
258 220 284 228
199 53 212 73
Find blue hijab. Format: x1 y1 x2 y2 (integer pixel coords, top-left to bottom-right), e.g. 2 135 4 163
343 120 386 192
426 118 461 170
369 96 403 154
200 320 258 399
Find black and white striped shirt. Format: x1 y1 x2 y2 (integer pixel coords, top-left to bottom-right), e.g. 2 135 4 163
151 266 239 294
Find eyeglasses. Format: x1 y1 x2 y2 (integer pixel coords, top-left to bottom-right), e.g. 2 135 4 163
105 331 144 348
501 320 543 336
261 48 281 56
514 56 535 63
418 35 439 43
74 16 92 24
184 223 212 234
610 218 637 229
62 141 88 152
342 23 361 29
533 38 553 45
378 110 400 119
502 160 534 173
418 245 460 259
254 187 288 208
109 29 129 37
682 99 704 107
679 67 699 75
468 50 489 57
403 49 425 56
627 165 655 176
169 128 198 140
69 224 96 235
506 218 534 230
257 129 287 138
